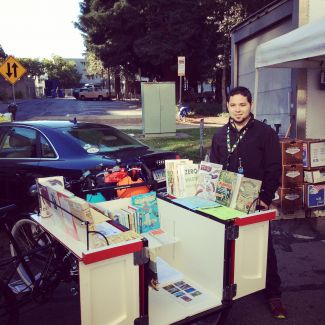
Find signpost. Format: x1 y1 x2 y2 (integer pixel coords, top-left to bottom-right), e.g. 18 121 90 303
0 55 27 105
177 56 185 104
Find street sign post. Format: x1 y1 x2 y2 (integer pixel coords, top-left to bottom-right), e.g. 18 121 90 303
0 56 27 105
177 56 185 104
0 56 27 85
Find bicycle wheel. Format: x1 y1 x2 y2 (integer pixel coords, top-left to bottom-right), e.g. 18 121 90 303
0 279 18 325
10 219 54 288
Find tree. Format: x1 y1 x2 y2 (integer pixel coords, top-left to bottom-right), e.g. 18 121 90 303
18 58 44 79
0 44 6 63
76 0 275 107
76 0 220 87
42 56 82 88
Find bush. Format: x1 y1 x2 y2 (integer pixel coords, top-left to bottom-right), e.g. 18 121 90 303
189 102 223 116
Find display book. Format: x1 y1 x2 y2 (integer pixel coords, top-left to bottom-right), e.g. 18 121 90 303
165 159 199 197
36 176 143 249
214 170 262 213
195 161 223 201
103 191 161 233
165 160 223 199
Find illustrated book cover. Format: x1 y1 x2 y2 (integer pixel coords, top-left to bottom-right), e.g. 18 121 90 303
214 170 243 207
235 177 262 213
176 163 199 197
215 171 262 212
195 161 223 201
131 191 160 233
165 159 192 197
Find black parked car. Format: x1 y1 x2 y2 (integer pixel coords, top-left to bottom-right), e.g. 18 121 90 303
0 120 178 212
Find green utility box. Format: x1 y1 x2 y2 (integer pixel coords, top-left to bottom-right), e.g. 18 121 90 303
141 82 176 137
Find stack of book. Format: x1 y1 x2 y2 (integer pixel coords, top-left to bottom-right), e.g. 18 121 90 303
111 191 161 234
164 159 262 213
215 170 262 213
165 159 199 197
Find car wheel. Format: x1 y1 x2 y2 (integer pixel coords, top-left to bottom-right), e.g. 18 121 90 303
98 95 103 101
80 95 85 100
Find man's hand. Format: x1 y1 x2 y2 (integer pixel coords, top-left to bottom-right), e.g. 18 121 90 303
257 199 269 210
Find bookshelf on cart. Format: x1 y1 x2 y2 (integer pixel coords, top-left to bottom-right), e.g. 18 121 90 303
33 177 275 325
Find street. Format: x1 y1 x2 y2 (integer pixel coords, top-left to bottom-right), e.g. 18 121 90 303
0 97 142 128
0 98 325 324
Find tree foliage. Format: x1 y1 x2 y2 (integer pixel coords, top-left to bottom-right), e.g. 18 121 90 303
76 0 220 87
76 0 274 94
42 56 82 88
18 58 45 78
0 44 6 62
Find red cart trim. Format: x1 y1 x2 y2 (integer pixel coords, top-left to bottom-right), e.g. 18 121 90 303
81 241 143 265
234 211 275 226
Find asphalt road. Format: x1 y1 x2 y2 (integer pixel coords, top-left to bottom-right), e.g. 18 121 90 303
0 97 143 128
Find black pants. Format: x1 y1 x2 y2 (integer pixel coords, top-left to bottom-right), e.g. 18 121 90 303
265 223 282 298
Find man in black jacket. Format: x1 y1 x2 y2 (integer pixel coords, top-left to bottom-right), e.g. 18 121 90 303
210 86 286 319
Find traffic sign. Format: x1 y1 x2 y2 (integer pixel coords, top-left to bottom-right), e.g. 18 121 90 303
0 56 27 85
178 56 185 76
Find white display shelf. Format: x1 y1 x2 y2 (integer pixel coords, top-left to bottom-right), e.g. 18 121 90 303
149 276 222 325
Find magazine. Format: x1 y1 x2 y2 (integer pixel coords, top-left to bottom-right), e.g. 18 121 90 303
215 171 262 212
195 161 223 201
176 163 199 197
215 170 242 207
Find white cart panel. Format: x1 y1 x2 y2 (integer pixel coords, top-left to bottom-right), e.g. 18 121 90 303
80 254 140 325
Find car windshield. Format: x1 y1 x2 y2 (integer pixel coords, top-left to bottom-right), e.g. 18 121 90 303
60 126 146 154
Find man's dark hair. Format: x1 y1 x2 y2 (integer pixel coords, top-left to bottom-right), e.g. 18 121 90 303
227 86 252 104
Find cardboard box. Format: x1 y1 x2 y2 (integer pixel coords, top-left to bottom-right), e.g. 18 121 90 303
274 186 303 213
304 183 325 208
304 168 325 184
281 164 304 187
280 138 303 165
302 139 325 169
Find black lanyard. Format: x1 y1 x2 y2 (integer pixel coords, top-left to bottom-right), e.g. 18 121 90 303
227 125 248 154
225 125 248 173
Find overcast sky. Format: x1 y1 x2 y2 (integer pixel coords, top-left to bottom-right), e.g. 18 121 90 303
1 0 85 59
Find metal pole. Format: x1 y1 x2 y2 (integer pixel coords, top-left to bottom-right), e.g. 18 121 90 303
179 76 181 104
12 84 16 104
199 118 204 158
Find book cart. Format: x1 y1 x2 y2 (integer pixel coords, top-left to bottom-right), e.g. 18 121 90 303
31 181 275 325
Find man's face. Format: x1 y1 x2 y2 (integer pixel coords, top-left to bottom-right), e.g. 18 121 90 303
227 94 252 126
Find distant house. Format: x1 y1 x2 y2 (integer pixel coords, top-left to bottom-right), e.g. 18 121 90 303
0 75 36 101
66 58 103 86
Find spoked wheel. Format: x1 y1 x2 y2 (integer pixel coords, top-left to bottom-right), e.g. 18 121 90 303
0 279 19 325
10 219 54 288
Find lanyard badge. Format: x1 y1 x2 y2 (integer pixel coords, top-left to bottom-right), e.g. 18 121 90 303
226 126 247 174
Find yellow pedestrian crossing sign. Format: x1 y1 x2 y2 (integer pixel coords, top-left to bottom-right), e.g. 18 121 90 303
0 56 27 85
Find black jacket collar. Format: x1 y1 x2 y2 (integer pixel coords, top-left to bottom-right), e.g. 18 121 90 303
227 113 255 132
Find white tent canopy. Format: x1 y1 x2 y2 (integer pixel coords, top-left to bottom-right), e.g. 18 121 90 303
255 17 325 69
